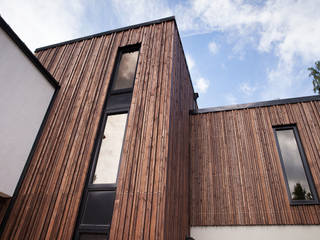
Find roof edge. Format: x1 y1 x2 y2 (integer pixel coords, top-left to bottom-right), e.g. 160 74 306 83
0 15 60 89
171 17 197 107
35 16 176 53
192 95 320 114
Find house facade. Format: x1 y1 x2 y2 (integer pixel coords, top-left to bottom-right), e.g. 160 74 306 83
0 16 319 240
0 15 59 224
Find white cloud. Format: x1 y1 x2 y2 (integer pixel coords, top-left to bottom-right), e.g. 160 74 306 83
240 82 256 96
208 40 218 55
0 0 86 50
110 0 172 26
225 93 237 105
100 0 320 77
177 0 320 64
181 0 259 32
195 77 209 93
2 0 317 102
262 62 311 100
186 53 195 71
185 53 210 94
83 0 320 101
173 0 320 98
256 0 320 66
263 64 292 99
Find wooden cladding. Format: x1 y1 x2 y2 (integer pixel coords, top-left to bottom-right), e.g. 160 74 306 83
0 198 9 226
2 30 122 240
164 28 195 239
109 23 194 240
190 101 320 226
1 18 195 240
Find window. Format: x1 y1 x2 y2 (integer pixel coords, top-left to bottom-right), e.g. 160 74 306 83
93 113 128 184
273 125 319 205
75 44 140 239
111 50 139 90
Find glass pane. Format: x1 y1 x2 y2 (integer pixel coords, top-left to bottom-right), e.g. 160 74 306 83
106 93 132 111
112 51 139 90
276 129 313 200
81 190 115 225
93 114 128 184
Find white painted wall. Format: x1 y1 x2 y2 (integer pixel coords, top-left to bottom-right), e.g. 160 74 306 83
191 225 320 240
0 27 55 197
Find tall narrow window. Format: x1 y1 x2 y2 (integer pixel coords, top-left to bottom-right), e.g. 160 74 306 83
93 113 128 184
75 44 140 239
273 125 318 204
111 51 139 90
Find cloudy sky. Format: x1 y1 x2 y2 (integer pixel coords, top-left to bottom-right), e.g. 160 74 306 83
1 0 319 108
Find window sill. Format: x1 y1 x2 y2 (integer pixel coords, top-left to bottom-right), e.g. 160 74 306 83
289 200 320 206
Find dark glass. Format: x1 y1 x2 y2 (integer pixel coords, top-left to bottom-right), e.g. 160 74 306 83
276 129 313 200
106 93 132 111
112 51 139 90
81 191 116 225
79 233 107 240
75 46 139 239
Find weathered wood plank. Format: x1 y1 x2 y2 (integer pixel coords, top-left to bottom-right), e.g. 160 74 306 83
191 102 320 226
2 18 195 240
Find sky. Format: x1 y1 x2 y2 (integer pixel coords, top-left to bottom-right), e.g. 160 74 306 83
1 0 320 108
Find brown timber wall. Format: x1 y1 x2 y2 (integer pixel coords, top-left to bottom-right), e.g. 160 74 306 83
0 198 9 226
1 18 194 239
190 101 320 226
164 28 195 239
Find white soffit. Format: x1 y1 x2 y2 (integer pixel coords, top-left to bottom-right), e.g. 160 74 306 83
191 225 320 240
0 27 55 197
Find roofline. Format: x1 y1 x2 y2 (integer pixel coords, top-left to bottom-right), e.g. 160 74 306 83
0 15 60 89
192 95 320 114
35 16 176 53
170 17 197 107
34 15 198 106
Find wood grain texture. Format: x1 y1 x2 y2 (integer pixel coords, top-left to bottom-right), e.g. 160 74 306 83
190 101 320 226
110 21 195 240
164 27 195 240
1 18 195 240
0 198 10 225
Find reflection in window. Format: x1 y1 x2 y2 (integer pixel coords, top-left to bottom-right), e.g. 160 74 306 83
93 113 128 184
274 127 316 202
75 45 140 239
112 51 139 90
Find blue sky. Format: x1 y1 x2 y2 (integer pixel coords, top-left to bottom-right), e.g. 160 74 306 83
1 0 319 108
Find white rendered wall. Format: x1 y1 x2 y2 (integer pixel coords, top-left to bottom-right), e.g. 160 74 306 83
0 27 55 197
191 226 320 240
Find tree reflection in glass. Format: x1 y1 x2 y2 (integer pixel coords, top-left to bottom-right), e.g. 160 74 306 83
292 182 313 200
275 129 313 201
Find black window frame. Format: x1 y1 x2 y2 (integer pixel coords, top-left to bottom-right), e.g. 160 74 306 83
89 110 129 189
74 43 140 239
109 44 141 95
273 124 319 205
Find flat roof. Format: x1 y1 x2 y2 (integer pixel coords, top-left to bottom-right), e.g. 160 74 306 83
35 16 176 53
193 95 320 114
34 15 197 104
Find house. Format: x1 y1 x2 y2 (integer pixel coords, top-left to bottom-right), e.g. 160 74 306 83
0 15 319 240
0 15 58 218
